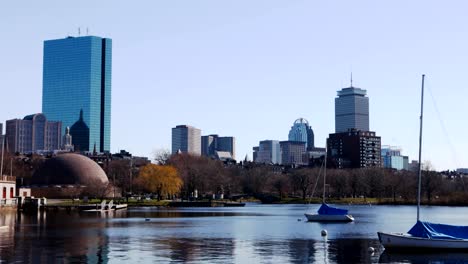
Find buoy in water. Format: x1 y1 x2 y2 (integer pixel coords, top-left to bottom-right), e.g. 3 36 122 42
321 229 328 236
297 218 302 221
368 247 375 253
145 218 150 221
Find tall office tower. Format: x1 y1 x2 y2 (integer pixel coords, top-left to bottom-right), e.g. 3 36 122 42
5 113 62 154
288 118 314 151
42 36 112 152
217 136 235 160
335 85 369 133
254 140 281 164
280 141 307 166
172 125 201 155
202 134 236 160
201 135 217 157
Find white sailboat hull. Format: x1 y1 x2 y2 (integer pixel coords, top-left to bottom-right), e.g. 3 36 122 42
378 232 468 249
304 213 354 222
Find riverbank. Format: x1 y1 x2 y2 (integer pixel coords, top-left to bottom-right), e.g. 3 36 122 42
45 196 468 207
269 197 468 206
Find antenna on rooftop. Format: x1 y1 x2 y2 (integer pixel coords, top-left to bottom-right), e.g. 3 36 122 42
86 27 89 35
350 72 353 87
78 27 81 36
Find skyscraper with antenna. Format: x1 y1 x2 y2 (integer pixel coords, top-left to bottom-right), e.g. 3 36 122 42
334 76 369 133
42 35 112 152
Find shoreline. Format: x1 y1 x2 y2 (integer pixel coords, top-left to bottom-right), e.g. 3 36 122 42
41 196 468 208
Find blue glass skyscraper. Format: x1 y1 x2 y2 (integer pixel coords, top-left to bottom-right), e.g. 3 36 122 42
288 118 314 151
42 36 112 152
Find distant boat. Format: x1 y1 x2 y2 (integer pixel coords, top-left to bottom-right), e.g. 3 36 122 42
378 75 468 250
304 146 354 222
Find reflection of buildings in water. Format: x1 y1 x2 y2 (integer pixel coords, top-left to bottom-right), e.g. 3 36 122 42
379 250 468 264
287 239 316 264
251 240 291 263
327 238 380 264
1 210 111 263
0 210 17 259
160 238 235 262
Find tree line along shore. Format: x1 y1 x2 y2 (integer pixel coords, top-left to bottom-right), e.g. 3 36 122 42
7 151 468 206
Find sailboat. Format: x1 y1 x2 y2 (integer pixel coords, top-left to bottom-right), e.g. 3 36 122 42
304 147 354 222
378 74 468 250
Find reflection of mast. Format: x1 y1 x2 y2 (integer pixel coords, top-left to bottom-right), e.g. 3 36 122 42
129 158 133 193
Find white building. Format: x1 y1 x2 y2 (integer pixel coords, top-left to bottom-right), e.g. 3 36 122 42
0 175 16 206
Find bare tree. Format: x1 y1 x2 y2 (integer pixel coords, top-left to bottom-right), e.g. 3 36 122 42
83 179 112 201
290 168 318 200
271 174 290 200
154 149 172 165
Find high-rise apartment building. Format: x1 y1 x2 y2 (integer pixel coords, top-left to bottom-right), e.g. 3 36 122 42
335 86 369 133
327 130 381 169
201 134 236 160
5 114 62 154
172 125 201 155
42 36 112 152
288 118 314 151
254 140 281 164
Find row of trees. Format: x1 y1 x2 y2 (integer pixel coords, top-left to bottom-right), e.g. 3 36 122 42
130 152 468 204
6 151 468 204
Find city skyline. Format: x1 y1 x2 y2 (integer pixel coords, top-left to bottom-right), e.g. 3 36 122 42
2 1 468 170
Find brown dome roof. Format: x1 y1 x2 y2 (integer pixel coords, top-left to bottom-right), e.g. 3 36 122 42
32 153 108 186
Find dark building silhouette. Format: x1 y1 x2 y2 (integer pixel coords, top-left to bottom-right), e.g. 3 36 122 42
70 110 90 152
327 129 381 169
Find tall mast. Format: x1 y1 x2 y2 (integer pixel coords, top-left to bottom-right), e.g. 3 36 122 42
0 136 4 176
417 74 425 222
323 144 327 204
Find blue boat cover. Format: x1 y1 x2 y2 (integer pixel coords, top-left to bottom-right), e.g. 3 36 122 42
408 221 468 240
317 203 348 215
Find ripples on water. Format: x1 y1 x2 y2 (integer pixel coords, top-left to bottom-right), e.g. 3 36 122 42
2 204 468 263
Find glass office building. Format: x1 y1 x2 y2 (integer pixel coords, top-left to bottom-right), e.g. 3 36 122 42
42 36 112 152
288 118 314 151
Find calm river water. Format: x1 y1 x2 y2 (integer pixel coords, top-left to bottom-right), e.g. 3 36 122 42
1 204 468 263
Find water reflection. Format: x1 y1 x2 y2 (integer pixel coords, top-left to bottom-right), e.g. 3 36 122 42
379 250 468 264
3 205 468 263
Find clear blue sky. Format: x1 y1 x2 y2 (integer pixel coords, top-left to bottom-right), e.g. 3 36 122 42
1 1 467 170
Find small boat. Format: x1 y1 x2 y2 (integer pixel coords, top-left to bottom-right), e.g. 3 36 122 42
305 203 354 222
304 146 354 222
378 75 468 250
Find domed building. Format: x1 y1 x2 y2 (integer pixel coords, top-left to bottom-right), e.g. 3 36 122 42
28 153 115 198
32 153 108 186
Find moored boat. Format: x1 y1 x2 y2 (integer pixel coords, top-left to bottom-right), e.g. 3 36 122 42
378 75 468 250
